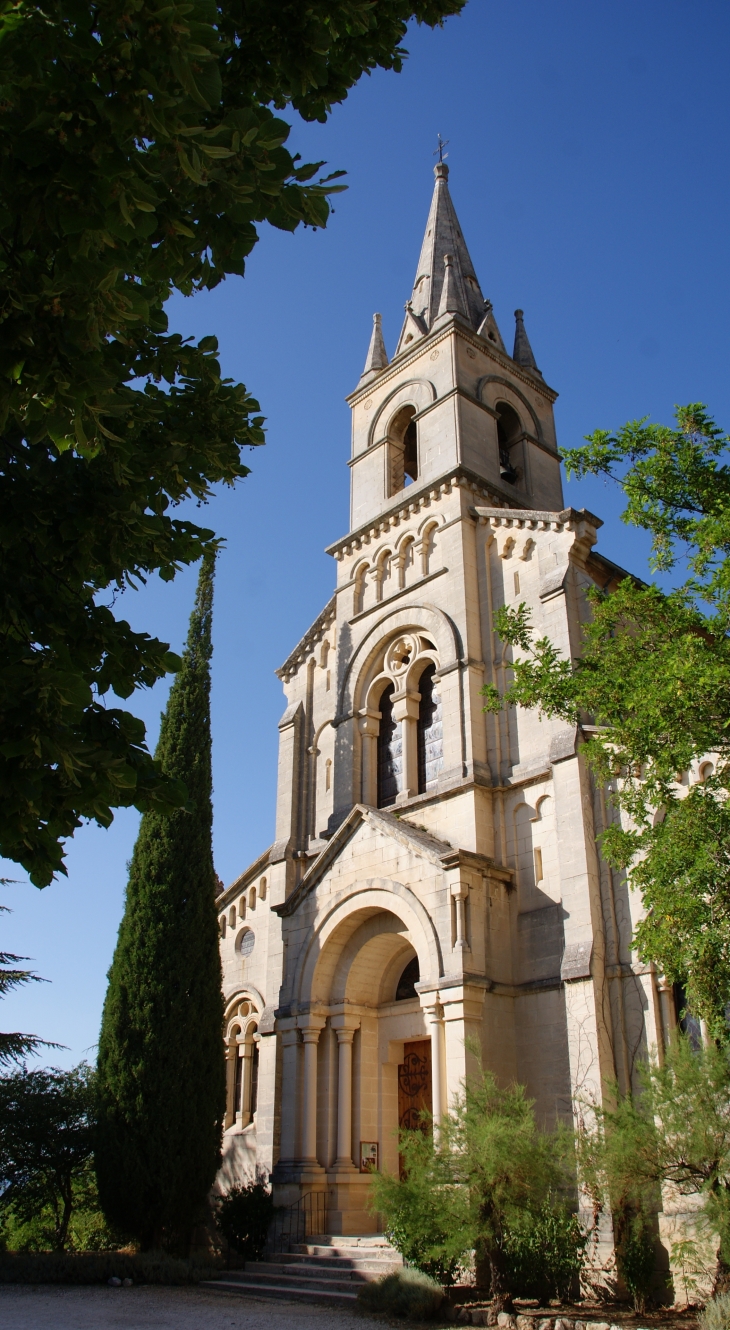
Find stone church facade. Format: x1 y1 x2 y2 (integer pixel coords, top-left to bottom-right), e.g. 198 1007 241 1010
214 163 680 1236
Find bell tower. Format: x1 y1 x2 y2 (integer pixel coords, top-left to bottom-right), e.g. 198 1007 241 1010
217 159 664 1264
346 160 564 535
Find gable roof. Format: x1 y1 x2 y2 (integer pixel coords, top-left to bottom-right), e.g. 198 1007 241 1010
274 804 511 917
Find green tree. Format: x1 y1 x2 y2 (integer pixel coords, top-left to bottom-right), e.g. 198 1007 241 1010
578 1037 730 1300
446 1068 576 1307
0 0 465 888
371 1067 579 1305
0 895 58 1067
95 554 225 1252
369 1127 472 1285
483 405 730 1033
0 1063 96 1251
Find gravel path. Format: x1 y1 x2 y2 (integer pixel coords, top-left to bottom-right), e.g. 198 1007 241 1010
0 1285 389 1330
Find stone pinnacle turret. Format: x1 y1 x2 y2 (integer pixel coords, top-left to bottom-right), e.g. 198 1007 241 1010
358 313 389 386
512 309 542 377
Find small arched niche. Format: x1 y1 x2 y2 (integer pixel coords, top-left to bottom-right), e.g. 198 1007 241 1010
388 405 418 496
496 401 522 486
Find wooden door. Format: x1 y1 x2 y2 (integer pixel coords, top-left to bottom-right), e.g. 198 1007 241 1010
398 1039 432 1132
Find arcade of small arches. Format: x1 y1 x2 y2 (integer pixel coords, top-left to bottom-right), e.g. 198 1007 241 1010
219 875 268 939
224 993 261 1131
358 632 443 807
351 516 441 617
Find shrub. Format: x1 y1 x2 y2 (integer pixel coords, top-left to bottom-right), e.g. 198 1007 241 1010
502 1200 586 1301
443 1067 577 1306
214 1181 274 1260
701 1291 730 1330
0 1250 219 1284
616 1208 657 1313
368 1128 471 1285
357 1267 446 1320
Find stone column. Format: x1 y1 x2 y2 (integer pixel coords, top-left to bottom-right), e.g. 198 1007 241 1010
423 1001 445 1127
450 881 469 951
393 693 420 799
278 1024 300 1164
331 1017 360 1169
656 976 677 1055
239 1041 254 1127
299 1017 326 1164
224 1041 238 1130
358 710 380 805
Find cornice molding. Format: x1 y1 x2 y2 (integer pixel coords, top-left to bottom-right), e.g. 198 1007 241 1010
326 465 513 562
276 594 336 682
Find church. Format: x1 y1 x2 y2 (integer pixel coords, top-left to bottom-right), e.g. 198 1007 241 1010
214 161 679 1237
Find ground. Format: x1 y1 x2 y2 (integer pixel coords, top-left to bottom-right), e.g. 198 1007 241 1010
0 1286 388 1330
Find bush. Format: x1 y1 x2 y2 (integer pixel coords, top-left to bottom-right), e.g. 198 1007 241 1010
503 1200 586 1301
701 1291 730 1330
357 1267 446 1320
368 1129 471 1285
214 1181 274 1260
616 1208 656 1313
0 1250 220 1284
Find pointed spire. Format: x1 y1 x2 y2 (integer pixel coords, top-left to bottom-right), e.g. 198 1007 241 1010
512 309 542 377
396 161 485 353
359 313 389 385
437 253 467 319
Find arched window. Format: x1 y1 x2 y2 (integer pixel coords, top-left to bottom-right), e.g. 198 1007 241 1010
377 683 402 807
417 664 443 794
496 402 522 485
396 955 420 1000
388 406 418 495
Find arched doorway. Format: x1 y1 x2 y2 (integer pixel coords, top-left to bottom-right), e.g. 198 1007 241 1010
276 884 445 1234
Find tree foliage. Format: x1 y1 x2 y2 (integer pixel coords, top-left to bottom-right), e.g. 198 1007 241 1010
370 1066 581 1304
483 405 730 1032
369 1126 471 1285
0 897 58 1067
578 1036 730 1299
0 1063 96 1252
213 1178 273 1261
0 0 464 887
95 555 225 1252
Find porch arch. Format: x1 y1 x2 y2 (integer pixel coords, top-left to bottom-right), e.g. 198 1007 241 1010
295 880 443 1007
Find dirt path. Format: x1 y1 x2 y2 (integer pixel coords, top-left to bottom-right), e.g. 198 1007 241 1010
0 1285 386 1330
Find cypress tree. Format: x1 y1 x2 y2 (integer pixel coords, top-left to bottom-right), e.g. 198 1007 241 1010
95 556 225 1251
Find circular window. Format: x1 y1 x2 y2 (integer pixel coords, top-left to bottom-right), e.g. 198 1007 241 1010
237 929 255 959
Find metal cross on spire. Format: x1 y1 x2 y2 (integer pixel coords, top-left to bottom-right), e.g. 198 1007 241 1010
433 133 449 164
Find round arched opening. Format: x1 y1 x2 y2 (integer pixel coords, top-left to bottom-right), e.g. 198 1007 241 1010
396 955 420 1001
496 402 522 485
389 405 418 494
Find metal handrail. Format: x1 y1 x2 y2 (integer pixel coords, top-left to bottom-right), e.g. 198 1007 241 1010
266 1189 328 1255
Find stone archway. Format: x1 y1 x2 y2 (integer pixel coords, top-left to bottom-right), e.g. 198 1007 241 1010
275 883 447 1234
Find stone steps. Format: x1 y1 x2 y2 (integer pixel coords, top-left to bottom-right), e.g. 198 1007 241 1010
202 1234 403 1307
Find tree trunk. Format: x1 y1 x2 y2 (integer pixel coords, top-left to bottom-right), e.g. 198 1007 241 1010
55 1180 73 1251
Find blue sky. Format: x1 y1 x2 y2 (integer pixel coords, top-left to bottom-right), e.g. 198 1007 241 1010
3 0 730 1067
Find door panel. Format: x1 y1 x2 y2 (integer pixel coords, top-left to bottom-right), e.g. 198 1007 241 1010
398 1039 432 1132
